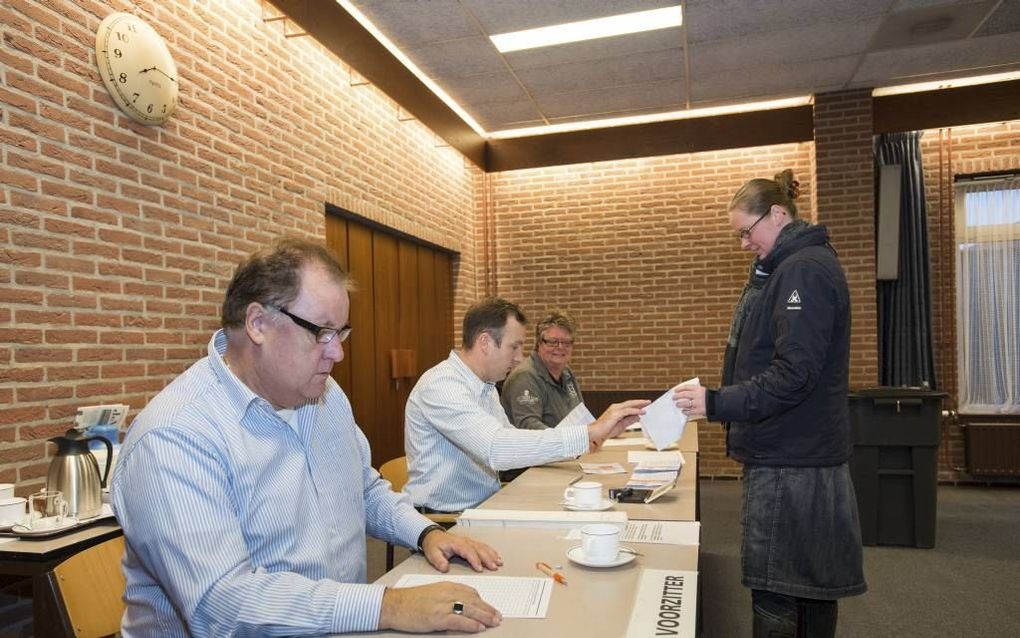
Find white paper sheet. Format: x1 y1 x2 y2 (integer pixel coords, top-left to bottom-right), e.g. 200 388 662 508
393 574 553 618
565 521 700 546
556 402 596 429
639 377 699 450
627 451 685 468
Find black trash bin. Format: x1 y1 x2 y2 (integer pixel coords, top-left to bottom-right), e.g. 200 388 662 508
848 388 946 548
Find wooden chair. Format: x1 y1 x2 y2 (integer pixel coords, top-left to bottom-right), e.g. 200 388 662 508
48 535 126 638
379 456 459 570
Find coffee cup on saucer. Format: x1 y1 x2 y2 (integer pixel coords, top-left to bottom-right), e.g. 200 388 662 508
581 523 621 563
563 481 603 509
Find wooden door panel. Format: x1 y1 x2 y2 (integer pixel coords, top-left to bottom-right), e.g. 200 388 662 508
417 248 439 372
346 223 377 445
372 233 401 465
324 216 352 391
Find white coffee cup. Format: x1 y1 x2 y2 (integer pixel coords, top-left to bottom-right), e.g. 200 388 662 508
0 484 14 500
0 497 28 526
581 523 621 563
563 481 603 508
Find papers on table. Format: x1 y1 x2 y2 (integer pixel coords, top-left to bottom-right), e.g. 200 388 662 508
556 401 596 428
602 437 647 448
565 521 700 546
458 509 628 530
393 574 553 619
638 377 699 451
579 462 627 475
626 451 684 489
626 569 698 637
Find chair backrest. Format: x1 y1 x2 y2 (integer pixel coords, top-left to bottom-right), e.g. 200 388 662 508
379 456 409 493
51 535 126 638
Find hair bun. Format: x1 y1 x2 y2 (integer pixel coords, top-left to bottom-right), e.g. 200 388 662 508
774 169 800 200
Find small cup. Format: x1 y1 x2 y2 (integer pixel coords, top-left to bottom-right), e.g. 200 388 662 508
29 490 67 530
0 497 27 527
0 484 14 500
563 481 603 508
581 523 620 563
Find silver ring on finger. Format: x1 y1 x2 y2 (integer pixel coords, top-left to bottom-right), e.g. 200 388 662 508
452 601 465 615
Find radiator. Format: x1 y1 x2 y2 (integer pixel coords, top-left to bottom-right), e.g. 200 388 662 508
965 423 1020 476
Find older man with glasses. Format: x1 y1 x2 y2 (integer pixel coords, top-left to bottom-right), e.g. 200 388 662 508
501 311 584 432
113 238 504 636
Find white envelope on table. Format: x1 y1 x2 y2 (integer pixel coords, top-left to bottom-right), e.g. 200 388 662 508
640 377 699 451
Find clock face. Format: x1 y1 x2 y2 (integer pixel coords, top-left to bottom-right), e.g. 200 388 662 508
95 13 178 126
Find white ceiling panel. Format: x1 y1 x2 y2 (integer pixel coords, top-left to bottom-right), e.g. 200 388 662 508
536 79 686 120
683 0 895 44
408 36 507 78
515 48 684 95
471 99 546 130
853 31 1020 84
353 0 479 49
690 56 861 103
440 73 532 106
691 18 882 75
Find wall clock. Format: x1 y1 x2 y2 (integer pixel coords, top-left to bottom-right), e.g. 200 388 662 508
95 12 178 126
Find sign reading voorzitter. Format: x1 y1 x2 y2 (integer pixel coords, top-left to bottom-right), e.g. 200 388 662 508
626 569 698 637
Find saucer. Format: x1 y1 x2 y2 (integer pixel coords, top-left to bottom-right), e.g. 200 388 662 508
562 498 614 511
566 545 637 568
12 517 79 536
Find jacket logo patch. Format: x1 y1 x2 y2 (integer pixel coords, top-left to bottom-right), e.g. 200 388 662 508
786 289 801 311
516 389 540 406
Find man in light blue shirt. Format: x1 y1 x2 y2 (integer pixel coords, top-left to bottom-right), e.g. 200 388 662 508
113 239 502 636
404 298 648 512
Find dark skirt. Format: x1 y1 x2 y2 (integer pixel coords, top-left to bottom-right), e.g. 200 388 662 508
741 463 867 600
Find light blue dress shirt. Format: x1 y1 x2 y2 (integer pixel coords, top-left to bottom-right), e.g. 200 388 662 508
404 351 589 511
112 330 433 637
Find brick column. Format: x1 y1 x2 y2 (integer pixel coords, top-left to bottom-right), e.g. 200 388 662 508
813 90 879 388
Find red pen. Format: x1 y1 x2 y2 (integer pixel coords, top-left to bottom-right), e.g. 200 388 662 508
536 561 567 584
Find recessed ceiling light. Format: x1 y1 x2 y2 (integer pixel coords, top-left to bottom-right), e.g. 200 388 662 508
490 6 683 53
872 71 1020 96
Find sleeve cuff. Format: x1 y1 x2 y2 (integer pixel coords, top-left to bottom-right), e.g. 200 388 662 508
563 424 590 457
705 388 718 421
332 583 387 634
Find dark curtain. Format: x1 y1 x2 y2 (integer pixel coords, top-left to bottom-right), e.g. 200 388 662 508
874 131 938 388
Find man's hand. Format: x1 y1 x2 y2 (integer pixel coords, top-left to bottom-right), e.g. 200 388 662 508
379 582 502 633
673 383 707 418
422 529 503 573
587 399 649 450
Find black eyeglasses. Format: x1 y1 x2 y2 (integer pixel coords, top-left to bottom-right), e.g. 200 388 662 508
540 337 574 348
736 212 768 240
269 305 351 344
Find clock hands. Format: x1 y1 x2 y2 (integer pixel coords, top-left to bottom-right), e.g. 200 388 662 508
139 66 176 83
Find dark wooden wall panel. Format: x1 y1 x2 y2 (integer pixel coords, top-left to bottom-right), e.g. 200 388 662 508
372 234 401 464
346 223 377 446
324 216 352 391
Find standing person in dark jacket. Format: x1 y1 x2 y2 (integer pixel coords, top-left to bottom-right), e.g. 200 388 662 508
674 170 866 637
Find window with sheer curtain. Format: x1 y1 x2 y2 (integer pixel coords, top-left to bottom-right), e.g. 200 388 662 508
954 177 1020 414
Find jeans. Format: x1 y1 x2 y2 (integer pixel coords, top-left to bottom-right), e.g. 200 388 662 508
752 590 837 638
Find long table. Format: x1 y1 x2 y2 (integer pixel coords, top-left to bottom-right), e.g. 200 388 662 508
363 423 701 637
349 526 700 638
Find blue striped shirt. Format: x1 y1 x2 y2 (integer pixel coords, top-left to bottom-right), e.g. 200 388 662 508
112 330 433 637
404 351 589 511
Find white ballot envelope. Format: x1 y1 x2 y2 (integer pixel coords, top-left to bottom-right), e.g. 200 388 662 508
640 378 699 451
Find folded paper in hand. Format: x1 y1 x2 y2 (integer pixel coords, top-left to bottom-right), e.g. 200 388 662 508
639 378 698 450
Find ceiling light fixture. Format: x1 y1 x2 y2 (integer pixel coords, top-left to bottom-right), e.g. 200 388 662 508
336 1 487 137
490 6 683 53
872 71 1020 96
489 96 814 139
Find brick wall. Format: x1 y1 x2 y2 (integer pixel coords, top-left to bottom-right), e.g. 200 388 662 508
920 120 1020 480
813 89 879 388
489 145 816 477
0 0 480 493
